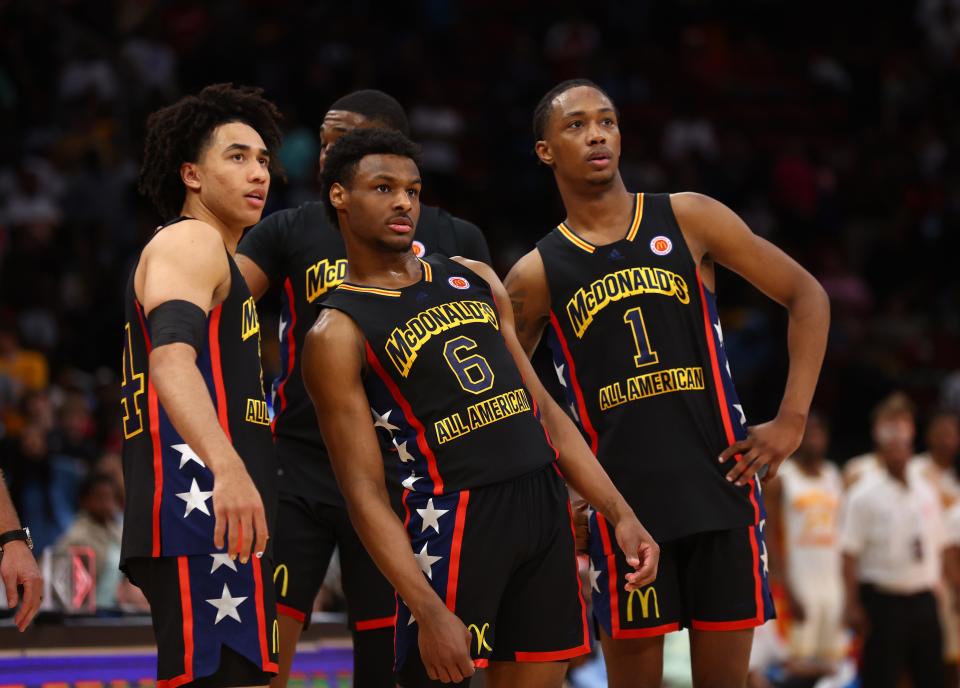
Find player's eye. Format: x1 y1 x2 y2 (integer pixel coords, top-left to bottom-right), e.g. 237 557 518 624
602 118 615 126
258 157 269 166
376 184 390 193
407 188 419 198
232 153 245 162
568 120 582 129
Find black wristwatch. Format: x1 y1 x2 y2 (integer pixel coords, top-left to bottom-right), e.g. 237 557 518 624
0 527 33 552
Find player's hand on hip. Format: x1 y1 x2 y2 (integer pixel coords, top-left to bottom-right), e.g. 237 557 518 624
212 460 268 563
0 540 43 632
719 412 805 486
615 516 660 591
417 605 476 684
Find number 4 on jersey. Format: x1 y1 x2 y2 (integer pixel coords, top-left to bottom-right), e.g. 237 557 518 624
121 322 145 438
624 307 659 368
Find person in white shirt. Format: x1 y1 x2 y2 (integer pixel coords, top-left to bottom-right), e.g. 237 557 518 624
910 409 960 683
840 393 945 687
766 411 846 666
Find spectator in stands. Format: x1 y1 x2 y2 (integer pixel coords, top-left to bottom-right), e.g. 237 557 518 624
53 471 121 610
843 392 916 488
6 422 81 552
910 409 960 682
766 411 847 668
841 393 945 686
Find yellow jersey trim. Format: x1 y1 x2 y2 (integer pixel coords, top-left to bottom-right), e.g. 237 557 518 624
337 284 402 297
557 223 596 254
625 193 644 242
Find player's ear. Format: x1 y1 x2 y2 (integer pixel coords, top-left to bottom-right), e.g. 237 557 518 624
535 140 554 167
181 162 201 191
329 183 347 211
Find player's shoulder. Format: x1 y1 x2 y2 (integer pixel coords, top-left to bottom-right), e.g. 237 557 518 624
145 217 225 260
307 306 362 349
253 201 327 234
504 247 547 288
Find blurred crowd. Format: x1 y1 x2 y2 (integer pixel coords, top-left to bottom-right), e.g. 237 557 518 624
1 0 959 680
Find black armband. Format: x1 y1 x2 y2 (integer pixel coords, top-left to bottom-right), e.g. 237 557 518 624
148 299 208 353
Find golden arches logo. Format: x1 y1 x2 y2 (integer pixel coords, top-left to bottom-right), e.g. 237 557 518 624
626 586 660 622
272 619 280 654
273 564 289 598
467 622 493 655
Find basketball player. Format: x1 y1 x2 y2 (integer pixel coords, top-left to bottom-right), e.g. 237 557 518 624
235 90 490 687
122 84 282 686
301 128 658 687
766 411 846 666
504 80 830 687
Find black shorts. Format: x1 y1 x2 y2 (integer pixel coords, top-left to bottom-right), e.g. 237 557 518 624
126 555 279 686
273 491 396 632
588 514 775 638
395 464 589 687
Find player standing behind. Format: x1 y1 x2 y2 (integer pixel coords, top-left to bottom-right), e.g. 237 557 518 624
235 89 490 688
765 411 846 669
302 128 658 687
504 79 830 687
122 84 282 686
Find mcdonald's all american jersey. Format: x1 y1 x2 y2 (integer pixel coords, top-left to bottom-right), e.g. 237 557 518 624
323 255 589 670
120 219 276 565
536 192 764 542
321 255 557 497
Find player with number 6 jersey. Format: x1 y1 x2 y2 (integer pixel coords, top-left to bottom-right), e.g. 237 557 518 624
301 127 659 688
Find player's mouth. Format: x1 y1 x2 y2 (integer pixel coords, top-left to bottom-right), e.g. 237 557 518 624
387 216 413 234
586 148 613 170
244 189 266 208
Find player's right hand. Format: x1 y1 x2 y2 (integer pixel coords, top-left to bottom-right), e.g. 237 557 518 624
212 460 268 563
417 605 476 684
615 515 660 591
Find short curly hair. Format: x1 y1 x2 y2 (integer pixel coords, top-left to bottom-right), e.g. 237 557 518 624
138 83 284 220
532 78 615 141
320 128 420 225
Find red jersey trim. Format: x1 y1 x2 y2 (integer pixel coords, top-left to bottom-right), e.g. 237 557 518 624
445 491 470 611
548 311 599 454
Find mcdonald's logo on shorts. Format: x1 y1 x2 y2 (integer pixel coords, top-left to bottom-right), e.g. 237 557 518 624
467 622 493 655
273 564 289 598
626 586 660 622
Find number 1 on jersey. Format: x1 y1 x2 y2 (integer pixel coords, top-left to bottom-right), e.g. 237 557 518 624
624 307 659 368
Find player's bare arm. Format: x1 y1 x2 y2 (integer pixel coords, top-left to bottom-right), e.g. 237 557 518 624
456 257 659 590
502 249 551 357
302 309 476 684
671 192 830 485
234 253 271 301
136 219 268 562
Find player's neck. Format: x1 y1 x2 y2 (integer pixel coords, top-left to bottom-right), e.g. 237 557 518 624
931 451 957 471
558 175 634 241
180 201 243 253
344 241 422 289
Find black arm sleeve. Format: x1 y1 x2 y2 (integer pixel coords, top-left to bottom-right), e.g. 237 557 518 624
237 208 296 284
451 217 492 265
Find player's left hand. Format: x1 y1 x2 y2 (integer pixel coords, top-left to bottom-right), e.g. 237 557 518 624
614 516 659 591
719 412 805 486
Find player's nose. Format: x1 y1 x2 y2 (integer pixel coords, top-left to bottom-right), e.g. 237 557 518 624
587 121 606 145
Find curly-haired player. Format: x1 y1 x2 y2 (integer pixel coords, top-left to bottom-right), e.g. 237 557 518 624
121 83 283 687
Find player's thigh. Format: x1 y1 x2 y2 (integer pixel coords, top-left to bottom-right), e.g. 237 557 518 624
587 510 682 641
681 524 774 632
272 493 338 624
490 469 589 663
689 628 754 688
598 625 665 688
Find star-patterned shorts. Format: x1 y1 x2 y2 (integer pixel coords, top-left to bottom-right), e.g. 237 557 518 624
395 464 590 687
126 554 279 685
587 517 776 639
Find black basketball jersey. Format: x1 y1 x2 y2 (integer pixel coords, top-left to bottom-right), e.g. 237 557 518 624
237 201 490 505
321 255 555 496
536 193 763 542
120 220 276 564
